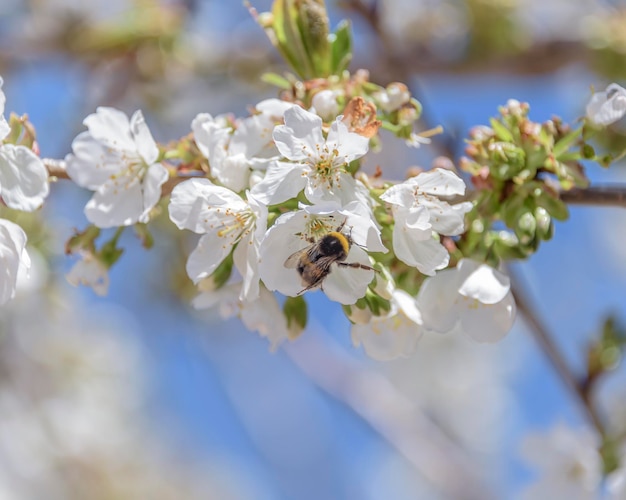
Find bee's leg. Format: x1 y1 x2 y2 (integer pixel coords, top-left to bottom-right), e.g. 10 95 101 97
337 262 378 273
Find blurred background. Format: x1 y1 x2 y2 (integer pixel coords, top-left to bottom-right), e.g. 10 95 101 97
1 0 626 498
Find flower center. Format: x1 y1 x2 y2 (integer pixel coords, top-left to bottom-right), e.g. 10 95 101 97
216 208 255 244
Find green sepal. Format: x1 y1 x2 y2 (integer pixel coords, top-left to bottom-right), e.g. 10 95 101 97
553 125 582 159
134 223 154 249
211 252 234 289
65 225 101 255
490 118 513 142
283 295 308 339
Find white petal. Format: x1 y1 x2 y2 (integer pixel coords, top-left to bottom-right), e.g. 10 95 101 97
168 178 247 233
420 197 467 235
249 161 308 205
0 219 28 305
230 113 274 158
380 182 416 208
83 107 135 152
213 153 251 193
339 201 387 253
457 291 516 343
326 118 369 163
85 175 144 227
0 77 9 141
411 168 467 197
65 132 125 189
138 163 168 223
130 110 159 165
192 113 229 159
0 145 49 211
457 259 511 304
323 245 374 305
255 98 294 119
393 224 449 275
258 211 308 297
240 287 290 350
304 171 359 206
186 232 233 283
233 232 260 302
273 106 324 161
416 268 459 334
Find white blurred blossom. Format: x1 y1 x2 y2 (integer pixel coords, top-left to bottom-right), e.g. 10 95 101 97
0 219 30 306
193 282 290 350
66 251 110 296
351 290 423 360
520 423 602 500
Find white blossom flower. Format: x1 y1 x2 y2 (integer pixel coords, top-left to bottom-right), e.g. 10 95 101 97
258 201 386 305
192 99 294 192
586 83 626 126
351 290 423 360
417 259 516 343
251 105 370 206
0 219 30 305
520 423 602 500
193 282 289 350
168 178 267 302
380 168 472 275
65 107 169 228
0 77 49 212
66 251 109 296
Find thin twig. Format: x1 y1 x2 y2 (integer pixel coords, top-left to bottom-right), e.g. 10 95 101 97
560 185 626 208
508 266 605 435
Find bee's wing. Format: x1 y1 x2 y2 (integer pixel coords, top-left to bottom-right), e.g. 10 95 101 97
284 244 313 268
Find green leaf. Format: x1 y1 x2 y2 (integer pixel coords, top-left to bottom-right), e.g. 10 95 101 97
553 126 582 159
296 0 331 76
330 19 352 74
271 0 314 79
261 72 292 89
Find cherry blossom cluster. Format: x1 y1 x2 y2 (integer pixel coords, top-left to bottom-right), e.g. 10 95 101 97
59 89 519 358
4 70 626 361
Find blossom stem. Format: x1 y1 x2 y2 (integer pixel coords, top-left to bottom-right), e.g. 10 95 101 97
508 266 606 436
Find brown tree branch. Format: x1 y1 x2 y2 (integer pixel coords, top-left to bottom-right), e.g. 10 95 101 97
560 186 626 208
508 267 605 436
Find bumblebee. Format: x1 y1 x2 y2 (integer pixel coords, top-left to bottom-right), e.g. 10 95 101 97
284 223 376 294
